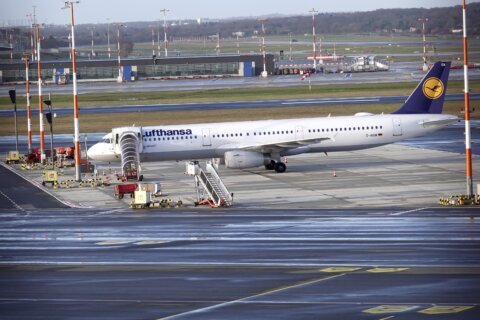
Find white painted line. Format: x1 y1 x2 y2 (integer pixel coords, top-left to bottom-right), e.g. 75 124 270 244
157 273 345 320
389 207 430 216
0 190 25 212
281 99 379 105
0 162 82 209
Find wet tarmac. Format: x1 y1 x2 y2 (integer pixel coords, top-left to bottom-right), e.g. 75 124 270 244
0 115 479 319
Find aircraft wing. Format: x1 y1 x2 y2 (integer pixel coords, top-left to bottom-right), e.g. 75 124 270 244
234 135 334 154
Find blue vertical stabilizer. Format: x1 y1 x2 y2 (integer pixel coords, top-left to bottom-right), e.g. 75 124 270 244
392 61 451 114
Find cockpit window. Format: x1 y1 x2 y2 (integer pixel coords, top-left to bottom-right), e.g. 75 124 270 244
103 138 112 143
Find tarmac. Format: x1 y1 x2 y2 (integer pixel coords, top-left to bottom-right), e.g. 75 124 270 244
1 135 480 319
2 142 476 210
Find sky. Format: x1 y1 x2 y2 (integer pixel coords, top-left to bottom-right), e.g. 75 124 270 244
0 0 474 26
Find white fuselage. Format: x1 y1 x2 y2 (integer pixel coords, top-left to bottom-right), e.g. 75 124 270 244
87 113 457 164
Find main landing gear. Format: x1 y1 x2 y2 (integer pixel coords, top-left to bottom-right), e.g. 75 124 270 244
265 160 287 173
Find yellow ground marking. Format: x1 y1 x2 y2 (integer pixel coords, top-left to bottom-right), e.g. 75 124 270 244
95 240 130 246
134 240 168 245
320 267 361 273
378 316 395 320
366 267 409 273
418 305 475 314
363 305 418 314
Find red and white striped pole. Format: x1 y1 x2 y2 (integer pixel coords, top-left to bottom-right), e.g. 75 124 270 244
116 24 123 82
24 55 32 154
259 19 267 77
151 28 155 56
9 32 13 61
309 8 318 70
462 0 473 196
35 23 45 162
161 8 169 57
64 1 81 181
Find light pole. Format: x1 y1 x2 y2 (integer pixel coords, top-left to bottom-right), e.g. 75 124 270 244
62 0 81 182
43 95 54 170
462 0 473 197
151 26 156 57
215 32 220 55
236 34 239 55
115 23 125 82
160 8 169 57
9 30 13 61
107 19 111 58
8 89 18 152
88 26 95 59
258 19 268 78
289 32 292 60
23 55 32 153
157 23 161 56
418 17 428 71
309 8 318 71
34 22 45 162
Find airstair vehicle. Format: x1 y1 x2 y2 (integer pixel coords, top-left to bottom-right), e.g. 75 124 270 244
187 161 233 208
112 127 143 181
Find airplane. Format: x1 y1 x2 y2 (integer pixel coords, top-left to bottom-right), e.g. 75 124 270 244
87 61 457 174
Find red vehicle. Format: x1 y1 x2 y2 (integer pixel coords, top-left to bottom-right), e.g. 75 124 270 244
114 183 137 199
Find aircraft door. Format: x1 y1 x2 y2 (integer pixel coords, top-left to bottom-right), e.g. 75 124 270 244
392 118 402 136
295 126 304 140
202 128 211 146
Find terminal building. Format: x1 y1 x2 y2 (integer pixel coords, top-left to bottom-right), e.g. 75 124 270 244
0 54 275 83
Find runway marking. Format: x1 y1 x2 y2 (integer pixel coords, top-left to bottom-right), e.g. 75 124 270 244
157 273 345 320
134 240 169 245
281 98 379 105
389 207 429 216
320 267 361 273
0 191 25 212
366 267 409 273
95 240 131 246
378 316 395 320
418 305 475 314
363 305 419 314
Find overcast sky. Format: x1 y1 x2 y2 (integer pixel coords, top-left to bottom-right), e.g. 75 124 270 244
0 0 474 26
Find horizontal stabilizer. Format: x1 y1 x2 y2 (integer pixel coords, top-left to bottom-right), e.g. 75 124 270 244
418 116 458 127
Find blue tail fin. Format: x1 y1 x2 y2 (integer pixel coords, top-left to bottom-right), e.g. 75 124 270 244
392 61 451 114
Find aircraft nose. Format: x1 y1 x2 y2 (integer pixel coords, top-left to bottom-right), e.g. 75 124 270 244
87 143 100 160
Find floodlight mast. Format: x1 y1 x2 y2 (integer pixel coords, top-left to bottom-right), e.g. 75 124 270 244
9 31 13 61
418 17 428 71
114 23 125 82
161 8 169 57
63 1 82 182
462 0 473 197
88 26 95 59
107 19 111 58
26 13 35 61
258 19 268 77
151 27 155 56
34 23 45 162
215 32 220 55
23 54 32 153
309 8 318 70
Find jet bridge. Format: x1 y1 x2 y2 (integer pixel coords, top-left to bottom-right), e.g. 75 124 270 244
187 161 233 208
112 127 143 181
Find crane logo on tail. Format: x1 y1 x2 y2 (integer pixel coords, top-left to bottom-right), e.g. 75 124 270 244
422 77 444 100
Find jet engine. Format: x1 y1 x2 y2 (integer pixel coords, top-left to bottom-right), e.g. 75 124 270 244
224 150 268 169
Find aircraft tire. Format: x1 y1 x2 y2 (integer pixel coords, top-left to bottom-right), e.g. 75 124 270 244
274 162 287 173
265 160 276 170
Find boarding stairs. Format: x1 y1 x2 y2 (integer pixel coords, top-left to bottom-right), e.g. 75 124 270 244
190 161 233 207
114 128 143 181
